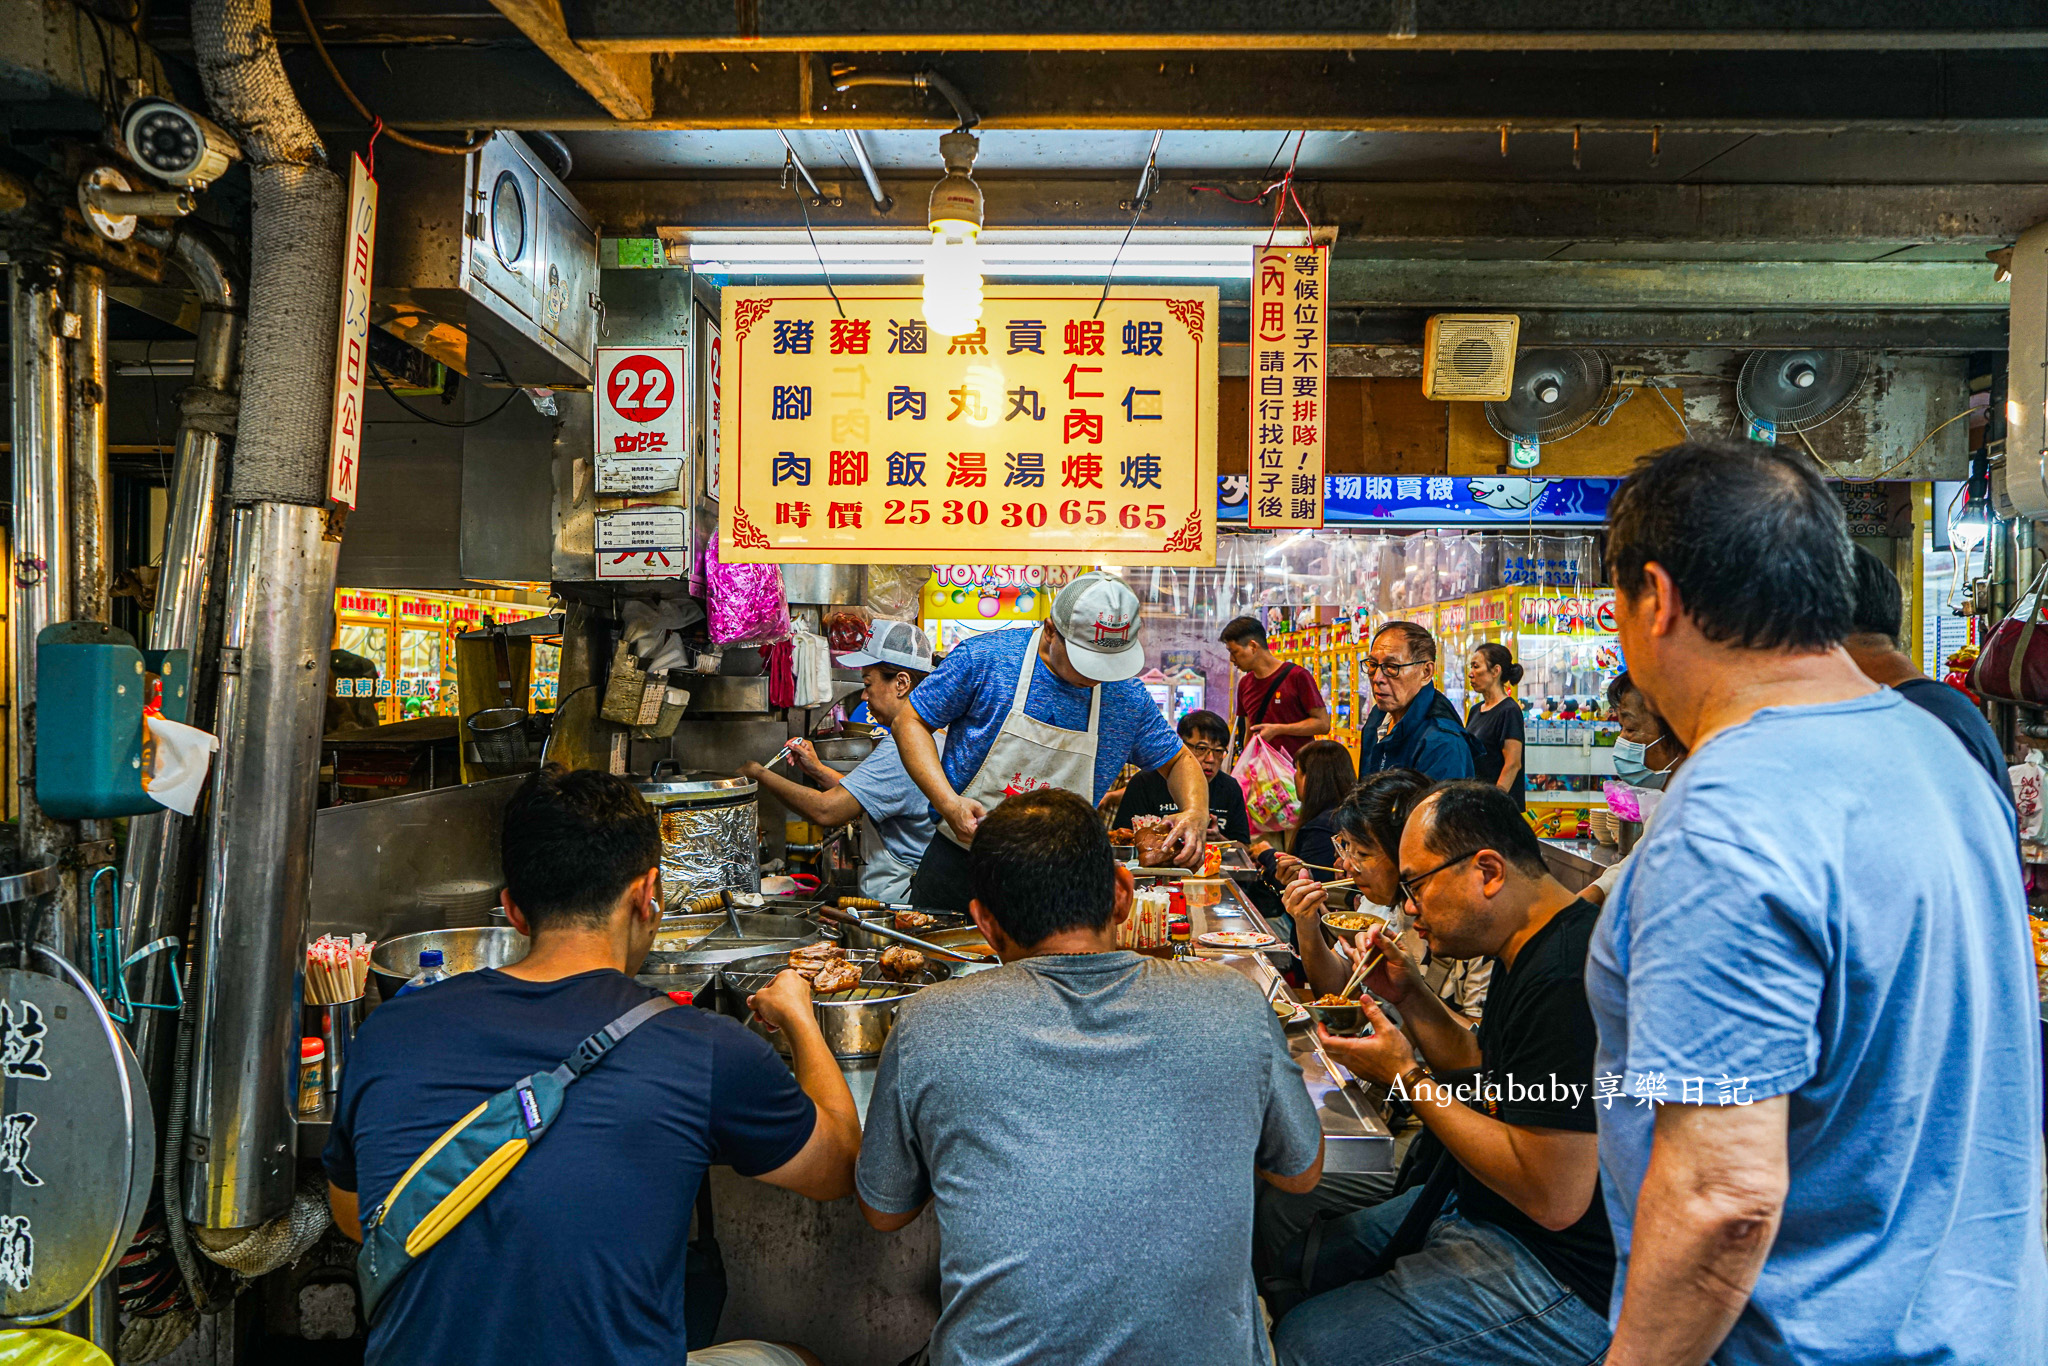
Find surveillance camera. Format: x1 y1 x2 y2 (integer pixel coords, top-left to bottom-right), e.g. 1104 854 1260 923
120 98 238 190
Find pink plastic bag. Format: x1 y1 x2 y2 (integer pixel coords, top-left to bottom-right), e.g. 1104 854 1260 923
700 532 791 646
1233 735 1300 835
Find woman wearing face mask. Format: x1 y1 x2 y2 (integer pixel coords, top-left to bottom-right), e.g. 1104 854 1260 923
1585 670 1690 906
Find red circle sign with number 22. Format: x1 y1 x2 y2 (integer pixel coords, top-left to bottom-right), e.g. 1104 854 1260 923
608 353 674 424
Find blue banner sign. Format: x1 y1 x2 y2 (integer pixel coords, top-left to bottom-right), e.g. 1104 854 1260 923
1219 475 1616 526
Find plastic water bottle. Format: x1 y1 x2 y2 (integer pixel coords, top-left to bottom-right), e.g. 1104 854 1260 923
396 949 449 996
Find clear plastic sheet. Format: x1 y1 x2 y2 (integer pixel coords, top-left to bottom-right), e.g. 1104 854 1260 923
658 800 761 912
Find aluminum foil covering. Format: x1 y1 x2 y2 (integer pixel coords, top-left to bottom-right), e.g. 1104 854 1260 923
659 800 760 914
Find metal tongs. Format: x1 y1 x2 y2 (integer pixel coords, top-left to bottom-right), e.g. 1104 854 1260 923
815 905 1000 965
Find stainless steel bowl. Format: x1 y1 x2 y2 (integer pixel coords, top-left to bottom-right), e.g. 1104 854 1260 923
719 948 952 1057
369 926 529 995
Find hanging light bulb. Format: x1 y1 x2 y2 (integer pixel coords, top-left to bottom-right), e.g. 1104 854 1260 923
924 129 983 339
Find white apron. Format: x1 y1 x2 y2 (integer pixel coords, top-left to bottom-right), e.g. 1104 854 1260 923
942 627 1101 848
859 839 919 903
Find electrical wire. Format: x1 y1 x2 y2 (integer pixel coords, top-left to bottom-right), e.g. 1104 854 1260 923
372 328 520 428
788 160 847 320
1649 385 1691 440
291 0 487 156
1093 130 1163 320
1861 406 1979 481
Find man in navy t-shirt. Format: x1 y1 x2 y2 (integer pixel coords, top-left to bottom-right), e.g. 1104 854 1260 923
324 768 861 1366
1842 543 2013 807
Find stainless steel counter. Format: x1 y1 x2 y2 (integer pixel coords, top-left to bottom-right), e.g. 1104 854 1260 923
1541 837 1623 895
1182 876 1397 1175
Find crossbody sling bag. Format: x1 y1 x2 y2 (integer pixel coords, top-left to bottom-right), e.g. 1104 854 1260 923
1234 662 1299 752
356 994 678 1321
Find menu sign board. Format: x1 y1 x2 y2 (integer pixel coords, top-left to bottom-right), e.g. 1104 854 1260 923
1248 245 1327 529
717 285 1218 565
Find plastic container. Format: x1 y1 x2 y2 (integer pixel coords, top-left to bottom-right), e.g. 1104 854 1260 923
396 948 450 996
297 1037 325 1114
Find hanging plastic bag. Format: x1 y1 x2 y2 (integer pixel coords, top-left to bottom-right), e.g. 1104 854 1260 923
700 532 791 646
142 715 218 816
864 564 931 622
1233 735 1300 835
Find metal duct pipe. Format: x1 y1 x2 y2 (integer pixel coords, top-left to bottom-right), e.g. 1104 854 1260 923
121 228 241 1087
9 258 78 959
189 0 346 1228
842 130 894 213
67 265 111 624
186 504 338 1228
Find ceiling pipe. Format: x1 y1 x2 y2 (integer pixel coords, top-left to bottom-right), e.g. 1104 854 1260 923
841 129 894 213
189 0 346 1235
830 65 980 130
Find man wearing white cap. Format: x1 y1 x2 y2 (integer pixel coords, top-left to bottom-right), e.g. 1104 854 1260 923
741 620 943 904
894 571 1208 912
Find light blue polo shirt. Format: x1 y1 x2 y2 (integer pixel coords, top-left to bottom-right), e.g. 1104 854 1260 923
1588 690 2046 1364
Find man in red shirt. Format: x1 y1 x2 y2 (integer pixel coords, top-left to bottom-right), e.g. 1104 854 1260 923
1222 617 1331 761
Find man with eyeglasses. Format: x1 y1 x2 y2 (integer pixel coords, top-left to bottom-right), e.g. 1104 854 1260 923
1112 709 1253 843
1355 622 1478 783
1272 781 1613 1366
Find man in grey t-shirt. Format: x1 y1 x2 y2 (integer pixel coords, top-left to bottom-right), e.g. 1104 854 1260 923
857 788 1325 1366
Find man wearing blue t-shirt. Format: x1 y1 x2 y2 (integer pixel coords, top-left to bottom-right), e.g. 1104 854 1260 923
1589 441 2046 1366
895 571 1206 912
325 769 862 1366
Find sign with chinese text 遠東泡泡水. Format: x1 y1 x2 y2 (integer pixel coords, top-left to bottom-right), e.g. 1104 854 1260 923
717 286 1218 564
1248 245 1327 530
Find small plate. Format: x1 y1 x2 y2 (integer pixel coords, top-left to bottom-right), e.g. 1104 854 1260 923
1199 930 1279 950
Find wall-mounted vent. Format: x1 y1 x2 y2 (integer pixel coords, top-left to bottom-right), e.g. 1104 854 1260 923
1422 314 1521 401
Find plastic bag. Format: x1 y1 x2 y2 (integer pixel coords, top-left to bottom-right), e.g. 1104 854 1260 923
864 564 930 622
700 532 791 646
1233 735 1300 835
0 1330 113 1366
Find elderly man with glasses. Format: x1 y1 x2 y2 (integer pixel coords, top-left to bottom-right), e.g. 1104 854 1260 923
1271 780 1613 1366
1356 621 1477 782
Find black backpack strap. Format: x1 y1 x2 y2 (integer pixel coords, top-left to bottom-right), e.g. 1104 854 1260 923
1237 662 1297 747
548 995 678 1086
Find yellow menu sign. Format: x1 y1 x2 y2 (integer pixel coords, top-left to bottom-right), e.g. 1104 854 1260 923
718 285 1218 564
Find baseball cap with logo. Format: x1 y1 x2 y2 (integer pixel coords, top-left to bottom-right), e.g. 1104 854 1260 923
1049 571 1145 683
837 619 935 675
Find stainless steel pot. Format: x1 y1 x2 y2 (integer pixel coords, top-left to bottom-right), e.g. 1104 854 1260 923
810 735 876 765
369 927 529 996
780 563 865 606
719 948 951 1057
634 768 760 913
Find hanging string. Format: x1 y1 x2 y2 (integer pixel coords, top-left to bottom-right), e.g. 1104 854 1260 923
365 116 382 176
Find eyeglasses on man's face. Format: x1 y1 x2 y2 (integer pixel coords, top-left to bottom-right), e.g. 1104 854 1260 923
1397 848 1480 903
1361 656 1430 677
1187 741 1228 758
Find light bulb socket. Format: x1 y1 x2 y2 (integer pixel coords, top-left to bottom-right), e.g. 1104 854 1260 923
930 130 983 234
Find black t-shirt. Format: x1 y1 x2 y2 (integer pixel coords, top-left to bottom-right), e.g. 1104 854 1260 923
1455 898 1613 1308
325 968 816 1365
1113 767 1253 844
1465 698 1528 809
1895 678 2013 808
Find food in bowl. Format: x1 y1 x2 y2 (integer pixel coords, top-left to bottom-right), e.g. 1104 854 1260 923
1322 911 1379 933
894 910 939 932
1272 997 1298 1018
1313 993 1355 1006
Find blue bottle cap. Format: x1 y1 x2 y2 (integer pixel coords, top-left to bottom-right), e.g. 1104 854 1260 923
420 949 444 967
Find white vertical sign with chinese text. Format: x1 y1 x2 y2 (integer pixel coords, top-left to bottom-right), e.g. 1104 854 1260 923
1248 245 1327 529
327 154 377 508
